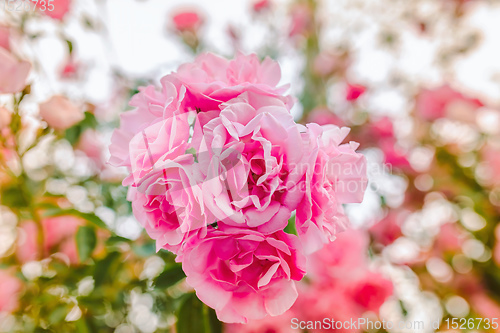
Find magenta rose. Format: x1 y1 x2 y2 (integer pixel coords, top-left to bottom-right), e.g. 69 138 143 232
181 225 306 323
296 123 367 254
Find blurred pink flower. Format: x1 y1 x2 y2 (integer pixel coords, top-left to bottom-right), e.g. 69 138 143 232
313 52 342 77
0 270 22 314
346 271 394 312
0 107 11 129
182 226 306 323
416 85 482 121
296 124 367 254
39 95 84 130
306 107 343 126
0 25 10 51
434 222 466 255
345 83 366 101
17 216 84 265
33 0 71 20
252 0 271 13
172 10 203 32
0 48 31 94
369 210 405 246
379 139 411 170
77 130 105 170
60 57 80 79
289 4 312 37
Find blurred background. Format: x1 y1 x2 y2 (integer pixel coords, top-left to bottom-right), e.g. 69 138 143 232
2 0 500 332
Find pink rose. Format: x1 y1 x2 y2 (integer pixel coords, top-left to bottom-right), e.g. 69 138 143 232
16 216 84 265
125 112 215 252
33 0 71 20
39 95 84 130
181 226 306 323
200 92 306 233
0 48 31 94
0 270 22 314
172 10 203 32
345 83 366 101
226 311 295 333
416 85 482 121
0 25 10 51
296 124 367 254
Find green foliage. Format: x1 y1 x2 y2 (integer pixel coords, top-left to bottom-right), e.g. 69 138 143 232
76 226 97 262
176 293 222 333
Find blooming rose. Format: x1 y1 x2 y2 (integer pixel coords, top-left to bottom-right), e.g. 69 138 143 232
39 95 84 130
125 112 215 252
109 53 291 169
0 48 31 94
200 92 306 233
296 123 367 254
181 226 306 323
0 270 22 314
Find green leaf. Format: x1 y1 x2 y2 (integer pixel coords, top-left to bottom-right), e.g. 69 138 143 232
154 264 186 289
284 214 297 236
1 185 29 208
132 242 156 257
76 226 97 262
176 293 222 333
94 251 121 286
43 208 107 229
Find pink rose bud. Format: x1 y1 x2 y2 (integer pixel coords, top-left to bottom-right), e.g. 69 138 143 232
172 10 203 32
345 83 366 101
0 48 31 94
0 25 10 51
39 95 84 130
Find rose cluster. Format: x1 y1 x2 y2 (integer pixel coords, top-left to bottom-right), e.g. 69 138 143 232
109 53 368 323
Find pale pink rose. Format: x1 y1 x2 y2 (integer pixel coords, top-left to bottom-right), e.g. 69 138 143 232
369 117 394 139
76 130 105 170
16 216 84 265
181 226 306 324
416 85 482 121
172 10 203 32
125 112 215 252
33 0 71 20
200 92 306 233
345 83 366 101
0 48 31 94
0 25 10 51
0 107 11 129
39 95 84 130
109 53 291 169
172 52 293 111
296 124 367 254
0 270 22 314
